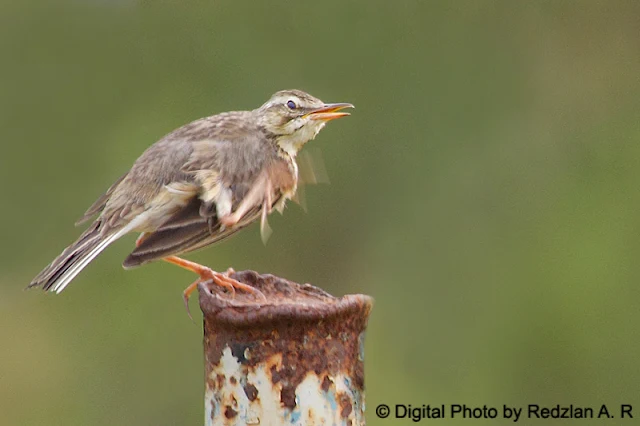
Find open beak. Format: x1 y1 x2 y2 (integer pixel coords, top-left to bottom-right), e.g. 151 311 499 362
306 103 354 121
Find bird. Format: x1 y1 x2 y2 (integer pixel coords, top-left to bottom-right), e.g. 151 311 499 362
28 89 353 305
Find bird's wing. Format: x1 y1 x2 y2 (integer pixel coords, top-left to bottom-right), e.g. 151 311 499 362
122 196 263 268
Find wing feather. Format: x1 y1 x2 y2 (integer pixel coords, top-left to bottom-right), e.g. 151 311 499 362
122 197 262 267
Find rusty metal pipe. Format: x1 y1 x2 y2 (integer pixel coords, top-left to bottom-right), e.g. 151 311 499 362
198 270 373 426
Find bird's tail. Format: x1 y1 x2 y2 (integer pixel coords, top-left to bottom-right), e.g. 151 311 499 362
28 220 126 293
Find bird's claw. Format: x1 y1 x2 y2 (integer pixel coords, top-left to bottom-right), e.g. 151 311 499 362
181 268 266 318
182 278 204 321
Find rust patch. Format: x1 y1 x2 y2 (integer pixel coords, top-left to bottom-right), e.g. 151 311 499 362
321 375 333 392
244 383 258 401
230 342 253 363
206 376 216 392
338 392 353 418
224 406 238 419
281 386 296 410
215 374 225 390
270 364 282 384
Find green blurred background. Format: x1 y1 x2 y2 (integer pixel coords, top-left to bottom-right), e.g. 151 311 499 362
2 1 639 425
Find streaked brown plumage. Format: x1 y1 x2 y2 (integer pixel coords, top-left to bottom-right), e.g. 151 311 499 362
29 89 353 298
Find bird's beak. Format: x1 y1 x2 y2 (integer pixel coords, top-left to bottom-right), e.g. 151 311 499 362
306 103 354 121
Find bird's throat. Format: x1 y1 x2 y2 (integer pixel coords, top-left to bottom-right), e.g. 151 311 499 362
277 137 304 158
276 122 326 157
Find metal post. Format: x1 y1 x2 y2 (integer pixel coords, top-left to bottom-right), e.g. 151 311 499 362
199 270 373 426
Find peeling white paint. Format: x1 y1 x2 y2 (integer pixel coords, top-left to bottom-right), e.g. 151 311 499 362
206 345 364 426
246 353 283 422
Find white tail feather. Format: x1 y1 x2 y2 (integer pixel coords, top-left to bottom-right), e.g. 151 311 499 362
52 225 131 294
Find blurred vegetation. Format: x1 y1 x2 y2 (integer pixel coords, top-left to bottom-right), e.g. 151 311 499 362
2 1 640 425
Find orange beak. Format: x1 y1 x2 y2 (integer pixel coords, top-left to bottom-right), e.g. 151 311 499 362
306 103 354 121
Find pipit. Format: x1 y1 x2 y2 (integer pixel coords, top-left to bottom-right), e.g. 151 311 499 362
29 89 353 306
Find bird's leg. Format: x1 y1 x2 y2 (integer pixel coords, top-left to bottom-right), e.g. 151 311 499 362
162 255 266 303
137 233 250 296
135 233 265 317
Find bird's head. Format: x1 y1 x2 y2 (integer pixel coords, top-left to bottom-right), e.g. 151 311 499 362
256 89 353 157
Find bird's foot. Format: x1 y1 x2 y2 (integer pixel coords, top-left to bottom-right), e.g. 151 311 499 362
182 266 266 318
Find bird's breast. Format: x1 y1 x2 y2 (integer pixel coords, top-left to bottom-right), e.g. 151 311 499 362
267 158 298 194
226 157 297 212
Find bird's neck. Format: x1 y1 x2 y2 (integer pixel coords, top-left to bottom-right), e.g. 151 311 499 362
276 137 303 158
274 122 326 158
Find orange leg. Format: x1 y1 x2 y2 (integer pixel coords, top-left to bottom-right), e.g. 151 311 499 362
163 256 262 296
163 257 265 318
135 234 265 317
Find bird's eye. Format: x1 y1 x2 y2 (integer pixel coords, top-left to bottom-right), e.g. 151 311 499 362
286 100 297 109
